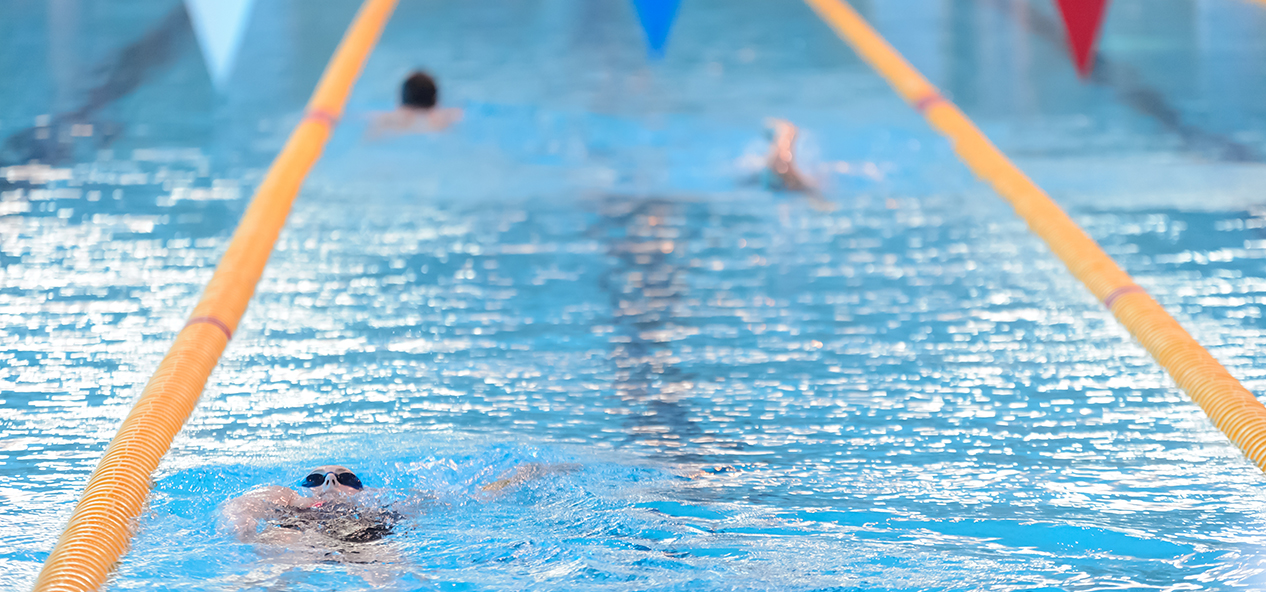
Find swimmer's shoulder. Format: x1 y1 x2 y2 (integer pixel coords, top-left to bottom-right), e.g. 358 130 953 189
426 107 463 130
367 107 463 138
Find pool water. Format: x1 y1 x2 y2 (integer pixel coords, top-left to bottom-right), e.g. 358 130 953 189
5 0 1266 590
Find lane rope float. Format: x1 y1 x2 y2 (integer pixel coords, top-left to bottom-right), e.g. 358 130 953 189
31 0 398 590
803 0 1266 470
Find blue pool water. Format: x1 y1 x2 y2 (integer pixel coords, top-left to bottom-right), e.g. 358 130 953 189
5 0 1266 590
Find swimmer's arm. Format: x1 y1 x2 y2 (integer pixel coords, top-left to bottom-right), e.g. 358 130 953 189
365 108 461 139
365 110 403 140
219 486 304 541
427 107 463 131
480 463 580 494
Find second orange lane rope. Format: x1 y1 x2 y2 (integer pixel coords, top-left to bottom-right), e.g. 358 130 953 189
803 0 1266 470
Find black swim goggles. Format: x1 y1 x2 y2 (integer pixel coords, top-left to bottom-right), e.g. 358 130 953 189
301 470 364 490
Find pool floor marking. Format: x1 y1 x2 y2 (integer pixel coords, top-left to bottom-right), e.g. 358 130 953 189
31 0 399 591
184 315 233 340
803 0 1266 471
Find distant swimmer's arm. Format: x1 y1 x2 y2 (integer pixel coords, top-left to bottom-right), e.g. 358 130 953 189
426 107 463 131
479 463 581 494
220 485 304 541
365 107 463 140
366 110 409 140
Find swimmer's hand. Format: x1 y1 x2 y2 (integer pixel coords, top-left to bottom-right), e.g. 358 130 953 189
479 463 580 494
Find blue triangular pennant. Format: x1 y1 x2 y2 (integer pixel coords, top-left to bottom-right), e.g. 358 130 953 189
632 0 681 58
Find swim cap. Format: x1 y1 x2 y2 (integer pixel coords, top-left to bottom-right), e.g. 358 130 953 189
401 71 438 109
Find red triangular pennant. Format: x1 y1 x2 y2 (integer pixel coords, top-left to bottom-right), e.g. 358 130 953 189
1054 0 1109 78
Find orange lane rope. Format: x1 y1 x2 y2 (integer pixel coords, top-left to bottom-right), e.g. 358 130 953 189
803 0 1266 470
32 0 398 590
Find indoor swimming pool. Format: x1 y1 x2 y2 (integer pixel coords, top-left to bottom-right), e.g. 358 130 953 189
4 0 1266 590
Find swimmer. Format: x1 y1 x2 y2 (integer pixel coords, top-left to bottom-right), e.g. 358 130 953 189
219 465 418 587
764 118 814 192
367 70 463 137
761 118 837 212
221 462 576 548
219 461 577 587
220 465 403 552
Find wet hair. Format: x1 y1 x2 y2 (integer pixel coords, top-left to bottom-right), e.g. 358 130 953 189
401 71 438 109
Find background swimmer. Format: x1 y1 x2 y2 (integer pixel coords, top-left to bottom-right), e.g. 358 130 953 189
368 70 463 137
763 118 814 192
760 118 837 212
737 119 887 193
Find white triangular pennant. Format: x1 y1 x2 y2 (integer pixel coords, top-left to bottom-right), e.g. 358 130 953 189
185 0 255 90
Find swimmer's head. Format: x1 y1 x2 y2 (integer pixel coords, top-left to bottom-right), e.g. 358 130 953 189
301 465 364 497
401 71 438 110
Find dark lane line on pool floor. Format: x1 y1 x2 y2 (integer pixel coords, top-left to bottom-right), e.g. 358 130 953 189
596 196 711 462
983 0 1259 163
0 4 195 172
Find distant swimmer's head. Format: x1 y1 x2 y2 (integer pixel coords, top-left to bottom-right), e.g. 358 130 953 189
301 465 364 496
401 71 439 110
